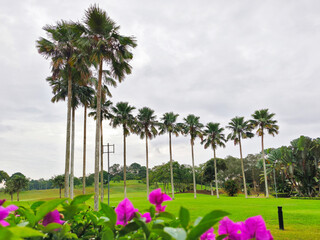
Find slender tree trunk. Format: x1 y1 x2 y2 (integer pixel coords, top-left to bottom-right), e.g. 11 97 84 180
83 105 87 194
261 132 269 198
101 122 104 202
191 139 197 199
64 69 72 198
123 127 127 198
169 132 175 199
59 187 62 199
146 134 149 198
94 60 103 211
70 107 75 199
10 193 13 201
239 137 248 198
213 149 220 199
17 191 19 201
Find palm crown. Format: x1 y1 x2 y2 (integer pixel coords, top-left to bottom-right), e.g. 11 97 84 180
182 114 204 142
202 122 226 150
227 117 254 145
250 109 279 136
111 102 136 137
159 112 181 137
135 107 158 140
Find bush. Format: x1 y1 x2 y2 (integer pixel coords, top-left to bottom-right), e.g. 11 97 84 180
224 180 239 196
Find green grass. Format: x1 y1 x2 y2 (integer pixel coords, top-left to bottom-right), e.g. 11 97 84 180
1 180 319 239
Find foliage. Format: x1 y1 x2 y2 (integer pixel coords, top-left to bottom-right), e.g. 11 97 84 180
224 180 240 196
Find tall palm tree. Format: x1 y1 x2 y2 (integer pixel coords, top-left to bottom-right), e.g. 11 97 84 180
135 107 158 198
201 123 226 198
182 114 203 199
158 112 180 199
227 117 254 198
47 69 93 199
37 21 89 198
110 102 135 198
250 109 279 198
82 5 136 210
89 98 113 202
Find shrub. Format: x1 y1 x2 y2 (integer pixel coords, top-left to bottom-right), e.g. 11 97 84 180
224 180 239 196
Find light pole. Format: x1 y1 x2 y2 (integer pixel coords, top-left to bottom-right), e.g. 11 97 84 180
103 143 115 205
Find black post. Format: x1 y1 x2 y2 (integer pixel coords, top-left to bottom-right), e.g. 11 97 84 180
278 206 284 230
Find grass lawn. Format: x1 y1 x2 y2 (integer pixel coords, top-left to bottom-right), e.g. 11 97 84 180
1 180 319 239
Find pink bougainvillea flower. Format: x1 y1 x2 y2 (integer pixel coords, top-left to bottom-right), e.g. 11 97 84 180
115 198 139 226
0 199 6 206
218 217 243 240
0 204 18 227
149 188 172 212
43 210 65 226
200 227 216 240
140 212 152 223
241 216 273 240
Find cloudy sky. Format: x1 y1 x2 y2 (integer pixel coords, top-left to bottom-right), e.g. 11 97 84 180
1 0 320 180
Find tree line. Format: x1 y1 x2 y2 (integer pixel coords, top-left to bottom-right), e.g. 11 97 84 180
37 5 281 210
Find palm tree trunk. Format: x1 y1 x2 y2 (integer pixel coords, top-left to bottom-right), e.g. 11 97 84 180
146 134 149 198
123 127 127 198
191 139 197 199
239 137 248 198
94 60 103 211
70 107 75 199
213 149 220 199
262 132 269 198
83 104 87 194
64 69 72 198
59 187 62 199
101 122 104 202
169 132 175 199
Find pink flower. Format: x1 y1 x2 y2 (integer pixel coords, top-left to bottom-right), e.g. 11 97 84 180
43 210 65 226
0 199 6 206
149 188 172 212
140 212 152 223
218 217 243 240
201 227 216 240
0 204 18 227
115 198 139 226
241 216 273 240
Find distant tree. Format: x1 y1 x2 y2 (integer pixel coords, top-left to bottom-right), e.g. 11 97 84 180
250 109 279 198
52 175 65 198
11 175 29 201
227 117 254 198
182 114 203 199
0 170 9 183
135 107 158 197
224 180 240 196
203 158 227 196
4 179 16 201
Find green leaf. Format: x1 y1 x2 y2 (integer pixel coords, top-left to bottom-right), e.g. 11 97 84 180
216 234 228 240
151 229 172 240
149 205 156 218
164 227 187 240
179 207 190 229
0 228 14 240
119 222 140 236
100 202 117 226
187 210 228 240
16 208 36 227
157 212 176 220
8 227 44 238
35 198 66 223
42 223 63 233
30 201 45 211
102 227 114 240
134 218 150 238
70 194 93 205
62 204 88 220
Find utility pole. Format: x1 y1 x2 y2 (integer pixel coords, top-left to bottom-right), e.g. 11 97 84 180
103 143 115 205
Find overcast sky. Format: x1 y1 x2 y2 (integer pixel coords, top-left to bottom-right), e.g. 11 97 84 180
1 0 320 180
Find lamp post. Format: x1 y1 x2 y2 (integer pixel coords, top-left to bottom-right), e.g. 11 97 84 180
103 143 115 205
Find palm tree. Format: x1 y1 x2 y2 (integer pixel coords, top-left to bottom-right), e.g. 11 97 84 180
135 107 158 198
182 114 203 199
37 21 89 198
201 123 226 198
158 112 180 199
110 102 135 198
89 98 113 202
227 117 254 198
82 5 136 210
250 109 279 198
47 69 93 199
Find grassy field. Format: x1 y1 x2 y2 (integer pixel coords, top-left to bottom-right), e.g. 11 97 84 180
1 180 319 239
